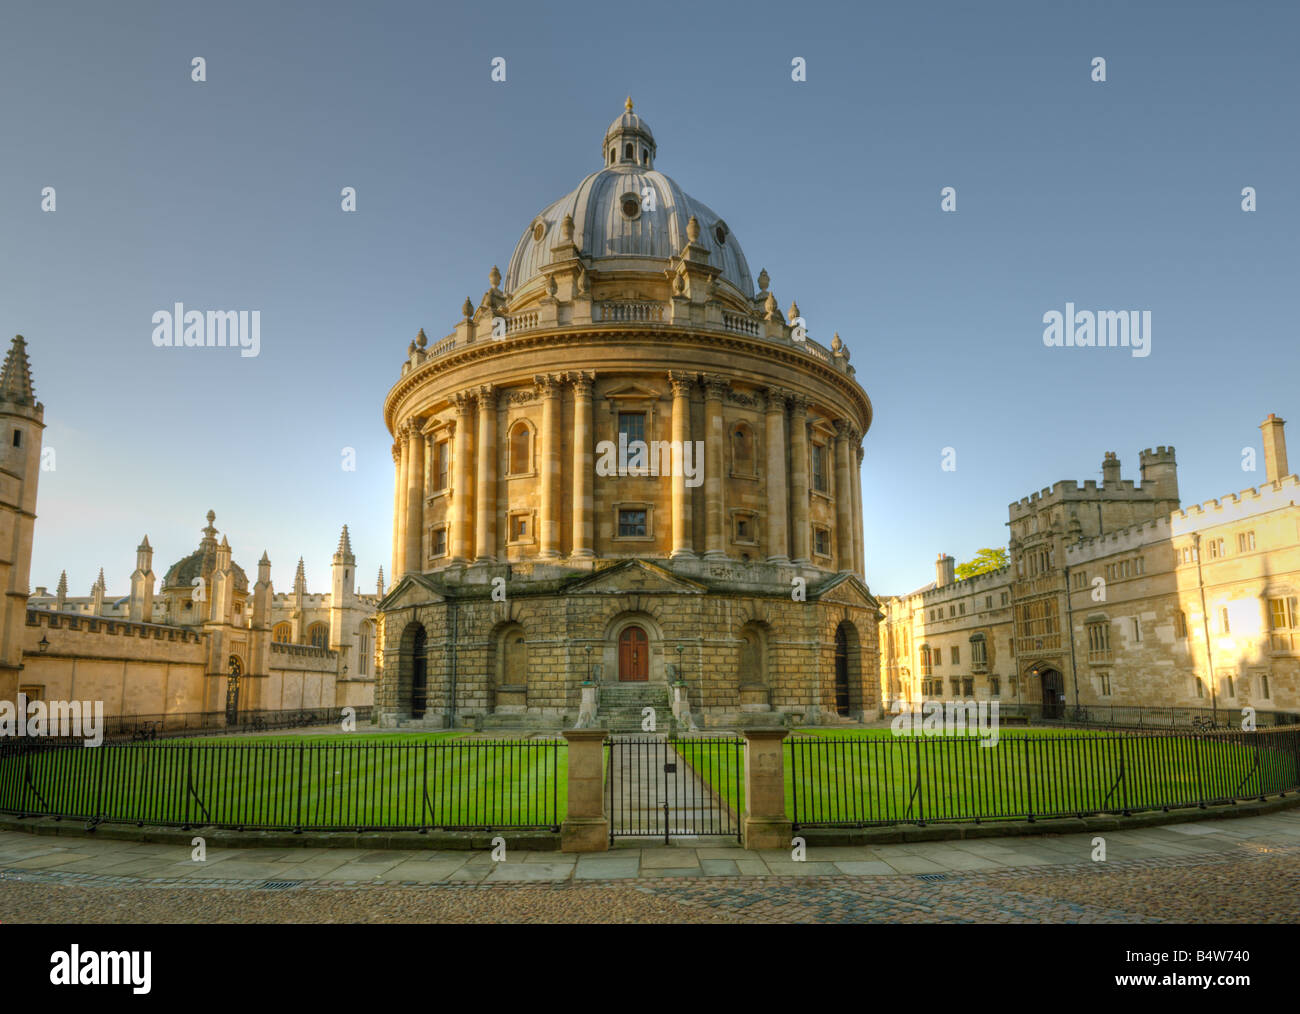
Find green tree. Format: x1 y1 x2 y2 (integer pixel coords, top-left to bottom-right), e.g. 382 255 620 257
954 547 1008 581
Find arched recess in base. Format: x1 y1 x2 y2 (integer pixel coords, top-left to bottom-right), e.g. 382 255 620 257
398 620 429 720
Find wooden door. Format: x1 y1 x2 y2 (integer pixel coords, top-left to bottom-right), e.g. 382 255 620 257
619 626 649 681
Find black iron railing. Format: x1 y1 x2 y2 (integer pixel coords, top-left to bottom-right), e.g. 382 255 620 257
892 701 1300 730
96 707 375 741
606 737 744 842
0 737 564 831
788 726 1300 828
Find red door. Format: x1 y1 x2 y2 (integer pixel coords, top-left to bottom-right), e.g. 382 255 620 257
619 627 649 681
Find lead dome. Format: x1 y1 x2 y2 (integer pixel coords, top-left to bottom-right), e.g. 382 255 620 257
504 99 754 298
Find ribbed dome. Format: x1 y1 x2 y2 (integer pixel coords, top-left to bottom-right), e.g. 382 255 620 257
504 103 754 298
162 511 248 592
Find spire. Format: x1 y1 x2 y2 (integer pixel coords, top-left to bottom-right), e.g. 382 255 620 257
93 568 106 592
625 95 634 112
377 566 385 596
0 336 37 406
294 557 307 596
138 535 151 551
56 570 67 596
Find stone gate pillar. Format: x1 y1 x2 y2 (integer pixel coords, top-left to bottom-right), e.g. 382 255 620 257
742 729 792 850
561 729 609 851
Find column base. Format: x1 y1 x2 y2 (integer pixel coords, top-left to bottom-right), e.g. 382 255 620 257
742 817 793 851
702 549 728 560
560 817 609 853
766 555 790 565
471 556 497 566
669 548 697 560
569 548 595 558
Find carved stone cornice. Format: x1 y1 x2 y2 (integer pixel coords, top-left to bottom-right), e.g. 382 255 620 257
725 389 760 408
508 389 538 405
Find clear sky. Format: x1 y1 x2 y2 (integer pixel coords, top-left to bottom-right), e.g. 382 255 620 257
2 0 1296 599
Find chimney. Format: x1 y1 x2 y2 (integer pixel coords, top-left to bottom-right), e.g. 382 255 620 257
1261 414 1289 483
935 553 955 588
1101 452 1121 486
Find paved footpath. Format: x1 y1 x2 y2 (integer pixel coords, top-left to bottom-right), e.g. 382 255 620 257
2 811 1299 923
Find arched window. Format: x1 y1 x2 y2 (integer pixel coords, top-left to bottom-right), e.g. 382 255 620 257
624 142 633 160
357 622 373 675
272 622 292 643
642 148 650 165
732 424 755 474
609 147 615 164
307 622 328 648
509 421 531 474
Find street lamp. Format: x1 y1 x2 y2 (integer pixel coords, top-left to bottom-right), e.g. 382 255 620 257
584 644 593 685
38 635 49 653
674 643 685 684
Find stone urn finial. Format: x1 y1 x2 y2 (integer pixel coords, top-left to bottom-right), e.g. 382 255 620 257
831 331 843 353
757 267 769 292
416 327 427 348
546 275 558 297
561 213 574 241
686 215 700 243
764 291 777 316
489 265 501 290
407 340 417 355
462 297 474 318
788 300 800 321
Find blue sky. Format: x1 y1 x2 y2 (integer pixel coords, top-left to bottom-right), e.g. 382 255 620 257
1 0 1296 598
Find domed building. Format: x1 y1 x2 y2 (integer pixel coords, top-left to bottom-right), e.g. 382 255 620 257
377 102 880 730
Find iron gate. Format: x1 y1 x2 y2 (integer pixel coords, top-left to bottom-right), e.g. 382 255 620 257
606 736 744 843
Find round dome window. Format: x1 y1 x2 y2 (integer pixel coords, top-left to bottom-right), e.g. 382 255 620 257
620 194 641 220
532 221 546 242
714 223 728 245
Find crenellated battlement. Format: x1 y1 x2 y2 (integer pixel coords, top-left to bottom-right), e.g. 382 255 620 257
1065 517 1171 562
1170 473 1300 534
25 608 202 643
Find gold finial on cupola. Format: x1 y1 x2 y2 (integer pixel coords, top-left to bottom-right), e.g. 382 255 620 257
625 96 634 112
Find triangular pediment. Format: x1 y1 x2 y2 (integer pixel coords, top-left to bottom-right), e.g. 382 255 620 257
811 572 881 612
377 573 445 612
603 381 663 402
564 559 707 596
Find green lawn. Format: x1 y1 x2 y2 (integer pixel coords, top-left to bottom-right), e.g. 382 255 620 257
674 728 1298 826
0 736 566 830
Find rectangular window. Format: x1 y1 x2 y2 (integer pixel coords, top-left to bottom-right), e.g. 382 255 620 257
814 527 830 556
962 678 974 697
970 637 987 667
948 605 955 618
1001 592 1009 606
934 649 942 667
435 440 449 491
736 518 750 540
950 679 961 696
1259 673 1271 699
986 596 992 609
1173 610 1187 638
1194 676 1205 699
1238 531 1256 552
1220 607 1230 634
990 677 1000 697
1087 621 1111 662
11 429 20 448
1222 673 1236 699
959 602 966 615
1132 617 1141 643
1207 538 1224 559
617 412 646 446
1269 596 1298 651
811 444 828 493
431 527 447 556
618 509 647 537
511 514 529 541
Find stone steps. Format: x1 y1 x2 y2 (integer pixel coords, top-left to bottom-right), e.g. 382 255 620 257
598 684 671 734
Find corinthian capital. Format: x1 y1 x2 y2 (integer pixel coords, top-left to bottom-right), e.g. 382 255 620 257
451 391 476 415
667 371 697 397
701 373 731 400
569 370 595 397
761 386 792 412
533 373 563 396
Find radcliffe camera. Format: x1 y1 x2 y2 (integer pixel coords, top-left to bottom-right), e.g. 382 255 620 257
0 0 1296 993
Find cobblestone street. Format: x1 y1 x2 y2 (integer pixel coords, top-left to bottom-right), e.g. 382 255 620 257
2 811 1299 923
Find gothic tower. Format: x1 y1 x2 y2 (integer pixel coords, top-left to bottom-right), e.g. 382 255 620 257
0 336 44 696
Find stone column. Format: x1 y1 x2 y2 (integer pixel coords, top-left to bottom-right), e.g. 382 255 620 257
571 371 595 558
788 396 812 564
392 441 405 582
853 442 865 577
404 419 425 575
763 389 789 563
475 385 497 563
451 393 475 564
669 371 695 558
834 420 855 572
537 374 562 559
742 729 792 850
561 728 609 852
702 375 728 559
